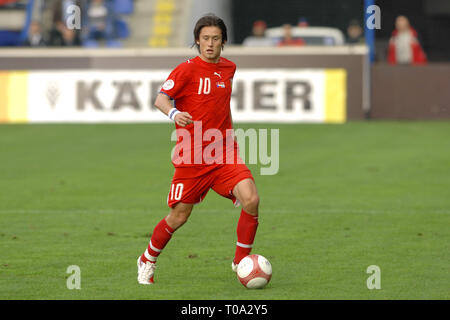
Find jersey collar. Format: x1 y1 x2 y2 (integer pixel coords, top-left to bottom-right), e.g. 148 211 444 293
194 56 222 68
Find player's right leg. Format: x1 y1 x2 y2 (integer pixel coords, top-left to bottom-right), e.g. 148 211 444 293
138 166 212 285
166 202 194 230
137 203 194 285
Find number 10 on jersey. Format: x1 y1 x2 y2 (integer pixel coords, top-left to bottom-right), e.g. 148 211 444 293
198 77 211 95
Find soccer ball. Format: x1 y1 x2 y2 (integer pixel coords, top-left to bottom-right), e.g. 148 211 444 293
236 254 272 289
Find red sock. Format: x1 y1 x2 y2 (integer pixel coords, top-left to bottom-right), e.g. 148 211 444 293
234 209 259 264
141 218 174 264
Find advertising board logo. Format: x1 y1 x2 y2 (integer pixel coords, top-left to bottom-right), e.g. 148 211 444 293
26 69 343 123
46 82 60 109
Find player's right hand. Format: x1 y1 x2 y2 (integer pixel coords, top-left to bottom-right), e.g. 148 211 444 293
174 112 193 127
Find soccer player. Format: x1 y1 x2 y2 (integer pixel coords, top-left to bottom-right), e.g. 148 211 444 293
137 14 260 284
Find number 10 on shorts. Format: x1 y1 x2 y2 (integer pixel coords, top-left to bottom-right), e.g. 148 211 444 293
169 183 184 201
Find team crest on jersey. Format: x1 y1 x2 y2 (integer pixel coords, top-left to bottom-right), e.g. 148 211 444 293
163 79 175 90
216 82 226 88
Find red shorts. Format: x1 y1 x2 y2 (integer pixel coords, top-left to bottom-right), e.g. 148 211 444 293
167 163 254 208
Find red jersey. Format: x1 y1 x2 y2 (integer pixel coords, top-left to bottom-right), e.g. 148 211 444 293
160 56 239 171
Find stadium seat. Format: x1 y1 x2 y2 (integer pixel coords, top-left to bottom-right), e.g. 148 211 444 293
113 0 133 15
115 18 129 39
106 39 122 48
0 30 20 45
83 39 99 48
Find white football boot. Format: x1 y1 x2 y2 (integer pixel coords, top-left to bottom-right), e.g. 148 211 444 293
232 261 238 272
137 256 156 285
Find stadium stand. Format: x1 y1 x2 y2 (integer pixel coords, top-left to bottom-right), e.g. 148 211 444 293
148 0 175 47
0 0 33 46
0 0 135 47
0 0 209 48
125 0 190 48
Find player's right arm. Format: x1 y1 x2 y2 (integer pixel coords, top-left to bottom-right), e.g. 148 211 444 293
157 62 194 127
154 93 193 127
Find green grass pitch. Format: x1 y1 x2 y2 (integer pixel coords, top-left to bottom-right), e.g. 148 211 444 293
0 121 449 299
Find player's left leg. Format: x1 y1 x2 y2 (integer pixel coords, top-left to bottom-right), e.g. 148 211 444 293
232 178 259 216
138 203 195 285
232 178 260 266
210 164 259 270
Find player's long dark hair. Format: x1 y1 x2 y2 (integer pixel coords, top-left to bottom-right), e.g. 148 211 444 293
193 14 228 52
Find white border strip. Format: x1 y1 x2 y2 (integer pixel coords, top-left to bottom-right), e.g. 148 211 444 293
0 45 368 58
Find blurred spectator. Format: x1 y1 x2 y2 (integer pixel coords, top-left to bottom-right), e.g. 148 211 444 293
46 0 84 47
23 21 47 47
0 0 18 5
84 0 120 47
297 17 309 28
387 15 427 65
242 20 275 47
277 24 305 46
49 21 81 46
88 0 108 31
60 23 81 46
346 19 364 44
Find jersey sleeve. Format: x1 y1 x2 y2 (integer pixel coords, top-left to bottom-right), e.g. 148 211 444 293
160 63 191 100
